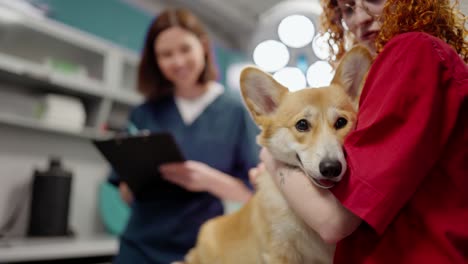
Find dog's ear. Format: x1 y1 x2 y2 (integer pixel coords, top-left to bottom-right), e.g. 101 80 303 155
240 67 288 123
331 46 373 103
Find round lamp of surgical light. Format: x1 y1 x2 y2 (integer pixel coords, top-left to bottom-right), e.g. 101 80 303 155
253 40 290 72
273 67 307 92
278 15 315 48
306 61 334 88
312 32 338 60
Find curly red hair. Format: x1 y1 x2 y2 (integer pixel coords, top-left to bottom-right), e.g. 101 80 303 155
320 0 468 63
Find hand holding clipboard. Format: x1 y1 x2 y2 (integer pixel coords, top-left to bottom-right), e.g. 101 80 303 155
93 132 185 196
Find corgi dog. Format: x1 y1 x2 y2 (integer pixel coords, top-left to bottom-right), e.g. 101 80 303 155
177 46 373 264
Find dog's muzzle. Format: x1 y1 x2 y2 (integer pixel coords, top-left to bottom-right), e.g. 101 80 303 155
296 153 337 189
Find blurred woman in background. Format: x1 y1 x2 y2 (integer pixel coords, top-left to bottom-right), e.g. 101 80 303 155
110 8 259 264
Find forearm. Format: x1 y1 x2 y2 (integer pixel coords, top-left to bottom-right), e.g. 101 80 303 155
274 167 360 243
207 170 253 203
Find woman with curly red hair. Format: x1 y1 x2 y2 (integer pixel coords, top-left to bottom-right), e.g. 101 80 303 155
320 0 467 62
259 0 468 263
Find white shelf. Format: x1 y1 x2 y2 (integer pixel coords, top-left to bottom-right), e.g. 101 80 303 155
0 11 143 133
0 53 48 80
24 17 112 55
0 236 118 262
0 53 106 98
107 48 141 107
0 113 112 140
108 90 143 107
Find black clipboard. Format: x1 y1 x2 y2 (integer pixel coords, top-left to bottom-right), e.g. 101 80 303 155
93 133 185 196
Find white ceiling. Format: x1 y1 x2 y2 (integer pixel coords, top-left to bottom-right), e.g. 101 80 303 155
127 0 287 50
128 0 468 52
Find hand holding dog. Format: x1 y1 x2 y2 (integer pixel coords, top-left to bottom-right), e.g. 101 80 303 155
248 162 265 189
259 147 290 186
259 147 278 177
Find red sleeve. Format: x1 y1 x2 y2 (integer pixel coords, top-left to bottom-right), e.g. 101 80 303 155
331 32 467 234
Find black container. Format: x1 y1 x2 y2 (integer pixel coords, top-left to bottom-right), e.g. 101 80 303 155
27 157 73 237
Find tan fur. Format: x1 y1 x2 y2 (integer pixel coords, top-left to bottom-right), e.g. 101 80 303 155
181 171 334 264
177 46 373 264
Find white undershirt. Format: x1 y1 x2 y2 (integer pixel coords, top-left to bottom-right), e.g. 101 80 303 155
174 82 224 125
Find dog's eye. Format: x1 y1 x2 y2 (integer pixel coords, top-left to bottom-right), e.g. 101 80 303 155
334 117 348 130
295 119 310 132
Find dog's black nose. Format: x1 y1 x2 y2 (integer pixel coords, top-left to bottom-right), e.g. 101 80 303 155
319 160 342 178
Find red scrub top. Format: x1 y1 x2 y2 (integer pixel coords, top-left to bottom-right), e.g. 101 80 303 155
332 32 468 263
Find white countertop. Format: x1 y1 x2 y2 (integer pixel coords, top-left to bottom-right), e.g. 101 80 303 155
0 236 118 262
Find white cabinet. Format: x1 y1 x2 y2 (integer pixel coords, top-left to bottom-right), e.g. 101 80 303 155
0 12 143 258
0 13 143 139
